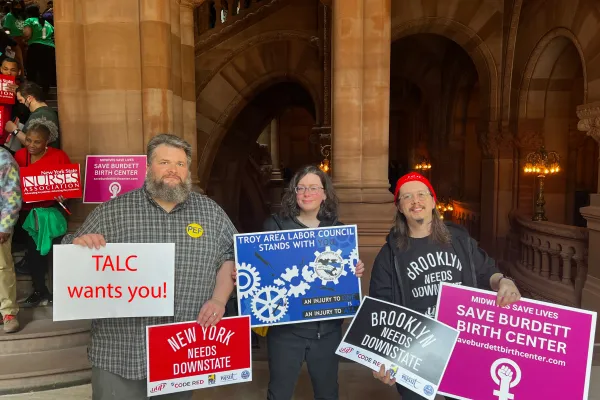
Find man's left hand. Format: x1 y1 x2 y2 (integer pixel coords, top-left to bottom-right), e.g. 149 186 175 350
197 298 226 328
496 278 521 307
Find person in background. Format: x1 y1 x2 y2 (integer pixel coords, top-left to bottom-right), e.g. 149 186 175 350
369 172 522 399
2 1 24 38
0 26 22 66
0 143 21 333
41 0 52 26
235 165 366 400
22 4 54 94
1 57 28 115
2 1 25 62
4 80 58 148
0 1 8 25
0 57 29 154
13 120 69 307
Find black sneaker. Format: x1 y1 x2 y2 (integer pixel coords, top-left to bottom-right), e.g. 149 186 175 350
20 291 52 308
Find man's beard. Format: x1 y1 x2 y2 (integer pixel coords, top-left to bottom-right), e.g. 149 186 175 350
145 169 192 204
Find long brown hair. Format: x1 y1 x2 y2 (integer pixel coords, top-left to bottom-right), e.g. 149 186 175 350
393 205 451 251
279 165 338 220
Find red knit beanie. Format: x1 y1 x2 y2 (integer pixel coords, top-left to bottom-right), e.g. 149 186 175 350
393 172 437 203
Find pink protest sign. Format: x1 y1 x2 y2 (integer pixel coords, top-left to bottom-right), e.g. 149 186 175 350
436 283 596 400
83 155 147 203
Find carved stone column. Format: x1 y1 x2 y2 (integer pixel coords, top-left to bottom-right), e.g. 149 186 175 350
332 0 392 202
140 0 173 142
180 0 199 180
577 101 600 343
331 0 394 295
55 0 199 227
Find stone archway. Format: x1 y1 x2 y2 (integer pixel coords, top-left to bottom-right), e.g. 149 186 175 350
392 17 500 125
206 81 316 232
195 32 322 188
390 16 501 253
516 28 592 224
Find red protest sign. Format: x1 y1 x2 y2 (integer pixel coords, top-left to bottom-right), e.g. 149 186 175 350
0 75 15 105
146 316 252 397
20 163 82 202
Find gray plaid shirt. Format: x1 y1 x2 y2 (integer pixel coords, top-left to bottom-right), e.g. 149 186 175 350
61 187 237 379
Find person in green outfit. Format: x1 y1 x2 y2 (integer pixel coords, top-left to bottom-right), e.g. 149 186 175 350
13 120 70 307
22 4 54 94
2 1 25 38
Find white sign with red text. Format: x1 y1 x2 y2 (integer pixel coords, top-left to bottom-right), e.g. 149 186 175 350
52 243 175 321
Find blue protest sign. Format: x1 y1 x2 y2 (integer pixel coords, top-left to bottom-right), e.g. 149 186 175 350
235 225 362 327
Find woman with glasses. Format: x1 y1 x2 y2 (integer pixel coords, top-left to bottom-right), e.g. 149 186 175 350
262 165 364 400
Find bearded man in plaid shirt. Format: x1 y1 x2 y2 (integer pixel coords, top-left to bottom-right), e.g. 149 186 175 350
62 134 237 400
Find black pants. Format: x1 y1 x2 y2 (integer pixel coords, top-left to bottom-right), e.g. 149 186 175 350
17 210 49 293
267 326 341 400
397 384 457 400
25 43 56 94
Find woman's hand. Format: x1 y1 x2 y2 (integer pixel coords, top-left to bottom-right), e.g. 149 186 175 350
231 266 237 284
354 260 365 278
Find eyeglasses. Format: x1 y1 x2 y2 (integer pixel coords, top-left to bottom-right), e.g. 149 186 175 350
295 186 323 195
398 191 431 202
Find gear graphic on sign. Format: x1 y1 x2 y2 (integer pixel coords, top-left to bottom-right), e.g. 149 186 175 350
310 246 348 285
348 248 359 274
251 285 289 324
281 265 299 282
302 265 317 283
237 262 261 299
287 281 311 298
273 265 312 297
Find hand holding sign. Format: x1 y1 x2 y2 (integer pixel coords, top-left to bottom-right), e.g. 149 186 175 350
73 233 107 250
373 364 396 386
495 277 521 307
5 82 17 93
197 298 226 328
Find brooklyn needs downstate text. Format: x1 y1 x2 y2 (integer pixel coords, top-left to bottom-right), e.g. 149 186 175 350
360 310 438 372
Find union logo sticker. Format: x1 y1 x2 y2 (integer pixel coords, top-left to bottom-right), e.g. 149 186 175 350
186 223 204 238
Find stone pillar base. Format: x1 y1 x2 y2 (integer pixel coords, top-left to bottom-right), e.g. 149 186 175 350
270 170 283 181
338 201 396 297
335 184 393 203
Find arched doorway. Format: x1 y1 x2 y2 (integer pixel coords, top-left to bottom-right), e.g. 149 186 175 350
517 30 594 225
389 33 482 211
206 81 317 233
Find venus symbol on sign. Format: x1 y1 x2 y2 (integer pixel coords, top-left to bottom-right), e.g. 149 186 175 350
491 358 521 400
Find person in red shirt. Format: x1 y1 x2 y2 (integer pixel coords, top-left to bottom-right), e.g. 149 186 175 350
14 120 69 307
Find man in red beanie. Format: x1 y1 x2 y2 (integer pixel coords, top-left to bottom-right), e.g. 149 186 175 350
368 172 521 399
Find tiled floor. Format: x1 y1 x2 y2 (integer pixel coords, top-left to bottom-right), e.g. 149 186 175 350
3 364 600 399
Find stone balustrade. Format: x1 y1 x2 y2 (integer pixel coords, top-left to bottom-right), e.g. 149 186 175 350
503 211 589 307
451 201 481 241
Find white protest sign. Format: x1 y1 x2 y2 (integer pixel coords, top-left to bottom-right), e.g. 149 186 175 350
52 243 175 321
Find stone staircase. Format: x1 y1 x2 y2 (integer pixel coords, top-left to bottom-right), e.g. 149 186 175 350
46 86 57 111
0 258 91 395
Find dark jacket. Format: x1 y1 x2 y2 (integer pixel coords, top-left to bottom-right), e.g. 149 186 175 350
264 214 344 339
369 222 498 307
